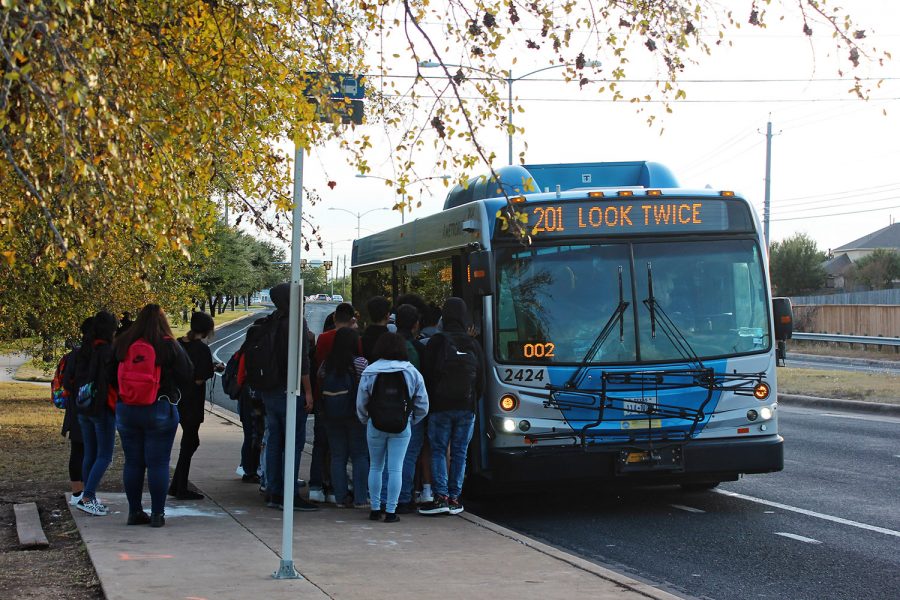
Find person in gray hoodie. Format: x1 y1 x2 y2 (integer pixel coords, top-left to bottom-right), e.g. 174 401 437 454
356 332 428 523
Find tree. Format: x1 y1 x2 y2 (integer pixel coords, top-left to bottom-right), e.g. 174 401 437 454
769 233 827 296
848 249 900 290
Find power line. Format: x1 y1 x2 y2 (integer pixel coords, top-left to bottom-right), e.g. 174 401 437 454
771 204 900 221
772 194 900 215
774 182 900 204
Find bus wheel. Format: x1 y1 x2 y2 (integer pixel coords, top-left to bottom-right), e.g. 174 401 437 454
680 481 720 492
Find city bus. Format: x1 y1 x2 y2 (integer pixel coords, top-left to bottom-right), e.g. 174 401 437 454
351 161 792 491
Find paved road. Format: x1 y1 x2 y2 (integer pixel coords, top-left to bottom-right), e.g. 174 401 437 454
204 306 900 599
468 406 900 600
784 352 900 375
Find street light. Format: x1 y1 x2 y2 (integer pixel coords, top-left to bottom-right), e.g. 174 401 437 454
327 206 390 238
418 59 602 165
328 238 354 296
355 173 452 223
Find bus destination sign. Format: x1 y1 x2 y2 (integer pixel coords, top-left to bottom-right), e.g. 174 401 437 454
507 198 751 237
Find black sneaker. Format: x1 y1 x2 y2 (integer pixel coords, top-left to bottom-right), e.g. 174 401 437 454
395 501 416 514
175 490 204 501
127 511 151 525
150 513 165 528
292 496 319 512
383 512 399 523
448 498 464 515
417 495 450 515
242 474 260 484
369 510 382 521
266 494 283 509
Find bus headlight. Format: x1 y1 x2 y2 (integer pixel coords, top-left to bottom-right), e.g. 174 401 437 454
760 407 773 421
518 420 531 432
502 418 517 433
747 409 759 422
499 394 518 412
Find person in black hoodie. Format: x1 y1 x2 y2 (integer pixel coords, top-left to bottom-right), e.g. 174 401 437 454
169 312 223 500
418 298 485 516
361 296 391 362
61 317 92 507
114 304 194 527
74 311 118 517
257 282 318 511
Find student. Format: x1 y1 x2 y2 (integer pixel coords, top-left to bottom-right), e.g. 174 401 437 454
61 317 92 507
114 304 193 527
392 304 433 513
73 311 118 516
309 302 358 503
418 298 484 516
361 296 391 362
357 333 428 523
246 282 318 511
419 303 442 340
317 327 369 507
169 312 223 500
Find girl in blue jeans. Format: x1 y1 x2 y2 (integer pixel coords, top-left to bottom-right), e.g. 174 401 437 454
356 333 428 523
113 304 193 527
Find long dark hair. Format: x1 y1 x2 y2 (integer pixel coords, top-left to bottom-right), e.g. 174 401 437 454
114 304 175 363
93 311 117 343
76 316 95 362
325 327 361 374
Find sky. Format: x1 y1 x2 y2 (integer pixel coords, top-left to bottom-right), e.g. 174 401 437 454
276 1 900 268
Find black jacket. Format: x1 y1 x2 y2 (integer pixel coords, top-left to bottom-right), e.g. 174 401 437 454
421 329 485 413
361 324 389 363
111 338 194 404
74 341 115 417
270 309 312 387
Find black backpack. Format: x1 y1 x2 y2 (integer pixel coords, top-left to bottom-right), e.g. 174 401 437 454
243 316 281 391
221 350 242 400
433 333 478 405
320 367 357 420
369 371 412 433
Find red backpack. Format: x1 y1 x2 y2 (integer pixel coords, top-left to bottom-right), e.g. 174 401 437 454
117 339 161 406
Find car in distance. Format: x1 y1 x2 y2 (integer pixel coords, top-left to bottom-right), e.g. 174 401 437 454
331 294 344 303
314 294 331 302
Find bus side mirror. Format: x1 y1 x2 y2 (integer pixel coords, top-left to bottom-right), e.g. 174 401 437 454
468 250 495 296
772 297 793 341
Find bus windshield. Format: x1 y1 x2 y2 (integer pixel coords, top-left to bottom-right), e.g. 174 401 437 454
495 239 770 364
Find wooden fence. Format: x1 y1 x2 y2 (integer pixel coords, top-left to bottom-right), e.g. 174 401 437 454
793 304 900 338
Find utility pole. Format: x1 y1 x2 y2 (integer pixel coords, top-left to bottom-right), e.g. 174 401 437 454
763 119 773 248
342 255 347 297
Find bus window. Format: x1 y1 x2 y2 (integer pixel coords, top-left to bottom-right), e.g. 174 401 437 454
355 265 393 327
401 257 454 308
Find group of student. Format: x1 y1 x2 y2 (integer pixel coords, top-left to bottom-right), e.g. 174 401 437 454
57 305 223 528
229 285 484 522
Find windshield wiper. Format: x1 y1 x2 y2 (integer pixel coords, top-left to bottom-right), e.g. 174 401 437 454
643 261 703 369
566 266 629 388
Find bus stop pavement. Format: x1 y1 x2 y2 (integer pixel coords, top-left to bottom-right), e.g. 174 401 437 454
68 405 680 600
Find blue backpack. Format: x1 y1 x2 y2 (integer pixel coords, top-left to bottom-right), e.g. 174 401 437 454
320 368 357 420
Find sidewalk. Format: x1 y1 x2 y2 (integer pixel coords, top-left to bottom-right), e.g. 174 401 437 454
69 406 678 600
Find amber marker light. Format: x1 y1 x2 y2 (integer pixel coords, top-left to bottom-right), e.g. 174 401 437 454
617 190 634 197
647 189 662 196
720 190 735 197
587 191 605 198
754 382 770 400
499 394 518 412
511 196 527 203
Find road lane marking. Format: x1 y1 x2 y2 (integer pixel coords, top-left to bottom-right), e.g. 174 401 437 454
716 490 900 538
670 504 705 513
774 532 822 544
820 412 900 423
209 324 255 366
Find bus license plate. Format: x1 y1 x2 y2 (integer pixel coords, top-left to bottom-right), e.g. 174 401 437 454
617 447 683 473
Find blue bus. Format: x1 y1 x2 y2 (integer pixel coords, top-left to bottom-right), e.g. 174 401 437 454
352 161 792 490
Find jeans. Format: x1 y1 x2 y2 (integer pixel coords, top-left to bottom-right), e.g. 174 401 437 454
116 400 179 515
78 411 116 501
238 395 261 479
323 418 369 505
428 410 475 500
398 418 427 504
262 391 308 499
309 417 329 489
367 421 410 513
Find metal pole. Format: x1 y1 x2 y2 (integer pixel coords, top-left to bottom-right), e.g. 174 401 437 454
342 255 347 297
764 119 773 248
356 214 361 239
507 73 514 165
274 143 304 580
330 242 334 297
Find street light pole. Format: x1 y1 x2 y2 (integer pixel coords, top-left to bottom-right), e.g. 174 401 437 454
354 174 451 223
328 207 390 239
419 60 601 165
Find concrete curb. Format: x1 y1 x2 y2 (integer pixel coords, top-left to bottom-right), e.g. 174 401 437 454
786 352 900 369
207 403 687 599
459 512 684 600
778 393 900 417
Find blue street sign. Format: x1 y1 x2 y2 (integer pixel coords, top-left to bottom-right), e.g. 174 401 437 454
304 72 365 100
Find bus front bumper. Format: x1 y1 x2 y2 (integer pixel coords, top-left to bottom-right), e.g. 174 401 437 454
486 434 783 484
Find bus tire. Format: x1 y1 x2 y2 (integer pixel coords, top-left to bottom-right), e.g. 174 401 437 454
680 481 720 492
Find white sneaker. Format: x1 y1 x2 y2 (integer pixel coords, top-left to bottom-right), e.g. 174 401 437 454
419 485 434 504
308 488 326 503
76 497 108 516
236 465 246 477
69 492 83 506
325 493 337 504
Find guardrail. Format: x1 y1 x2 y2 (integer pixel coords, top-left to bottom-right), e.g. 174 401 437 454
792 332 900 348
